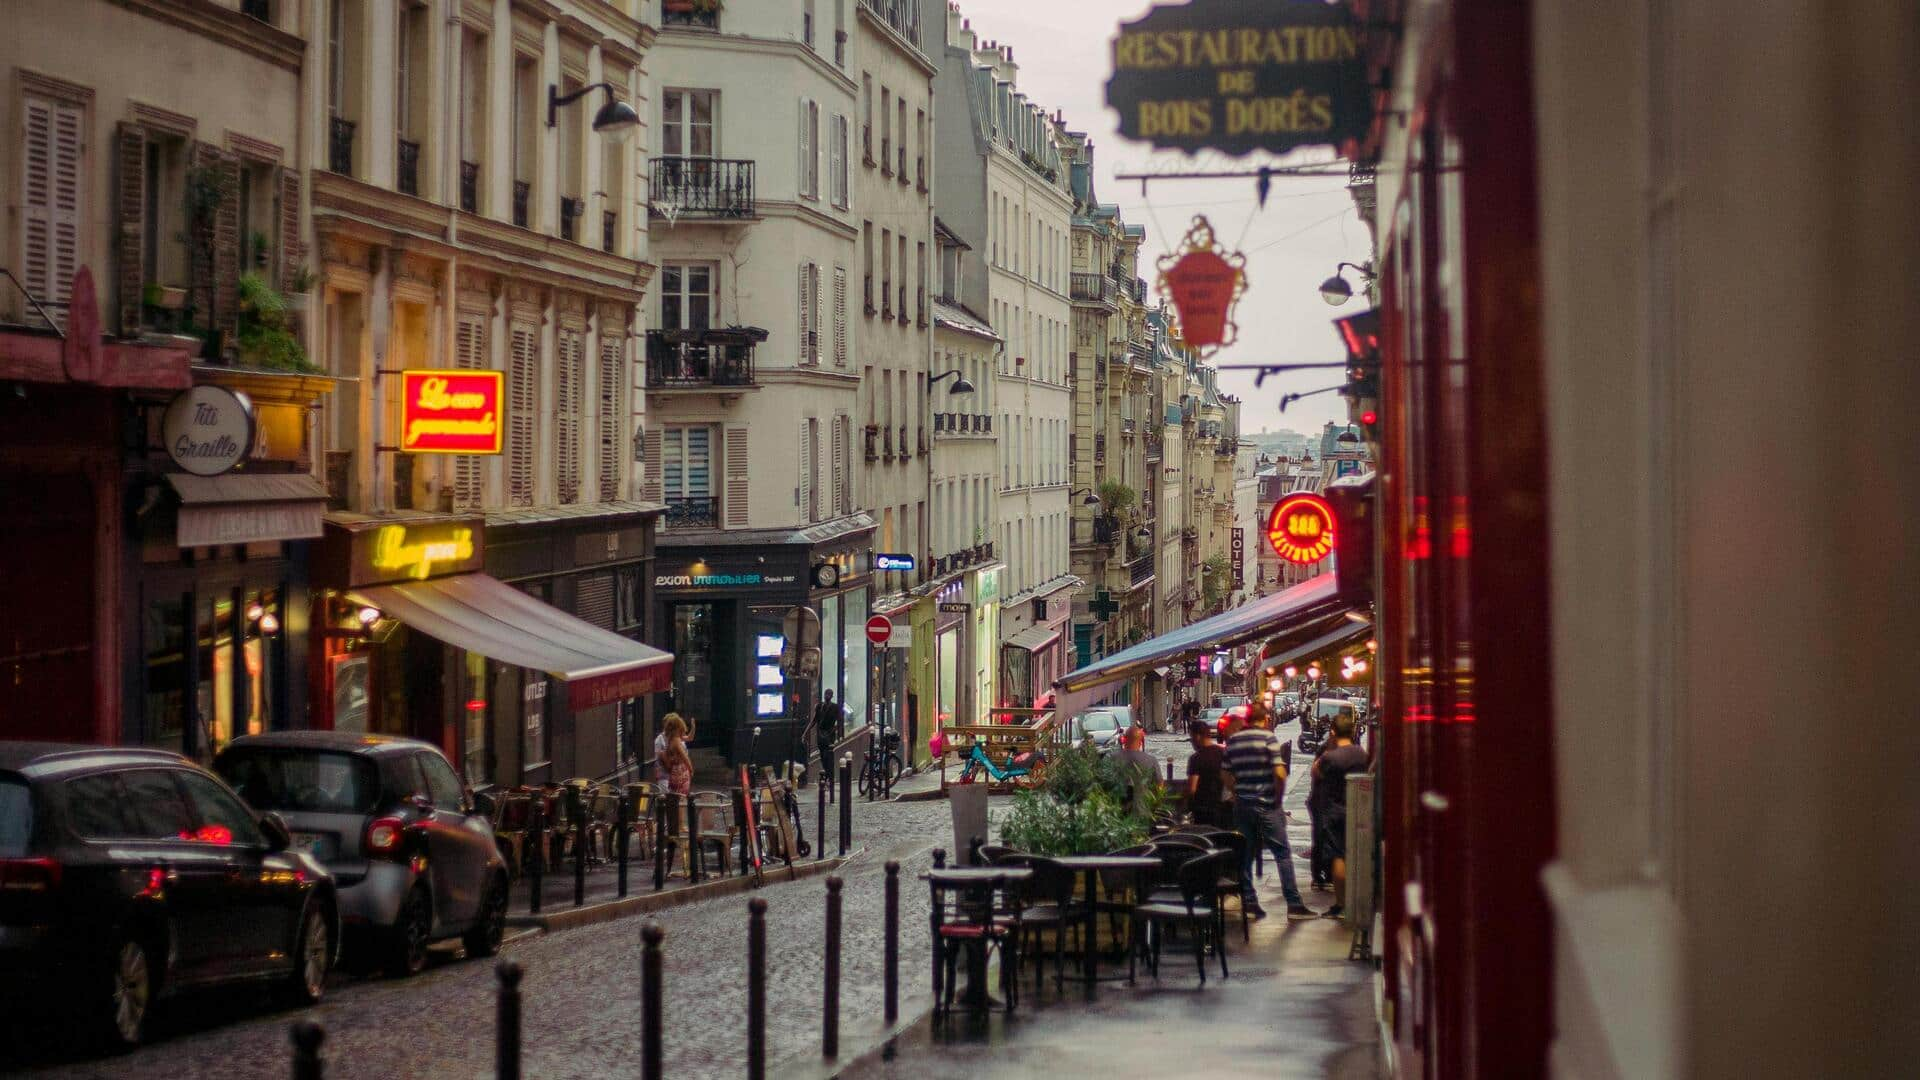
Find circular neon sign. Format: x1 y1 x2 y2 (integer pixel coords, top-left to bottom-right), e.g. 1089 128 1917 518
1267 492 1336 566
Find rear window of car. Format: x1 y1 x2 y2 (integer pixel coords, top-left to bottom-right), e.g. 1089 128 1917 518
1080 713 1120 732
217 749 381 814
0 778 31 856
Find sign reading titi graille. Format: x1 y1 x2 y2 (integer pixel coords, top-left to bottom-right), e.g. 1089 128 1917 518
1106 0 1372 157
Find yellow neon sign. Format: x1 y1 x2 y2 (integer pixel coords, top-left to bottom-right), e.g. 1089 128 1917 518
371 525 476 580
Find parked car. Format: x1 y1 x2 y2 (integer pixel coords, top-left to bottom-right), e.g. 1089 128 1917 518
1196 707 1230 735
215 732 508 978
1210 694 1249 710
0 743 336 1049
1066 709 1126 752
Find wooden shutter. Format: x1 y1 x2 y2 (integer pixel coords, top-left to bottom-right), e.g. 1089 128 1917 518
213 152 241 346
278 167 303 292
827 112 843 206
641 427 665 503
22 94 84 329
507 324 538 507
451 313 488 509
798 419 813 521
597 332 623 502
554 328 582 504
798 262 813 366
830 413 845 516
832 266 847 366
114 123 145 335
724 426 750 527
797 98 812 197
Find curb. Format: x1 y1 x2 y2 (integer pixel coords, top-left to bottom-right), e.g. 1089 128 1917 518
508 852 859 934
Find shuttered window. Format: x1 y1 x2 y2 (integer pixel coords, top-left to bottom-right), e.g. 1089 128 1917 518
640 426 664 503
114 123 145 334
507 323 538 506
22 93 85 329
575 571 616 630
452 312 488 509
830 413 846 516
797 98 818 199
798 261 822 367
724 426 750 527
799 419 815 522
829 113 848 208
832 266 848 366
597 330 623 502
554 325 584 504
663 425 712 502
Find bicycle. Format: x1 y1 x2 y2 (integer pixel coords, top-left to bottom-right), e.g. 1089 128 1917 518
857 729 905 797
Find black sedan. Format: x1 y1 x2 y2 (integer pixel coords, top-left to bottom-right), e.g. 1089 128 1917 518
0 743 336 1049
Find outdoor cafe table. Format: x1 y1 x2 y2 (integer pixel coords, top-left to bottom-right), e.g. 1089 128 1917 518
924 867 1035 1010
1048 854 1162 982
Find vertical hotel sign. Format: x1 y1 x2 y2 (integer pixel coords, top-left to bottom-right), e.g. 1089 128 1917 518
1106 0 1371 157
399 370 504 453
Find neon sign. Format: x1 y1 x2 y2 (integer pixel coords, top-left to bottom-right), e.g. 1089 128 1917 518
1267 491 1336 565
372 524 478 580
399 370 504 454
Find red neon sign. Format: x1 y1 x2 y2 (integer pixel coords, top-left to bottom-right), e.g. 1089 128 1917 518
399 370 505 454
1267 491 1336 566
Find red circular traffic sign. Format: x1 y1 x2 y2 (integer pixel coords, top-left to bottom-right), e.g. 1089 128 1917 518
1267 491 1337 566
865 615 894 646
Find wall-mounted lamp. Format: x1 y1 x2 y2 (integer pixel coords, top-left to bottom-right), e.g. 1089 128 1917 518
930 368 975 394
1319 261 1377 306
548 82 639 140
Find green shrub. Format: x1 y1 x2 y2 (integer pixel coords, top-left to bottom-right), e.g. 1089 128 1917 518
236 271 320 374
996 739 1166 855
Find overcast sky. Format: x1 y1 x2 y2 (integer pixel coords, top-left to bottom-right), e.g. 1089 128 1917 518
948 0 1372 439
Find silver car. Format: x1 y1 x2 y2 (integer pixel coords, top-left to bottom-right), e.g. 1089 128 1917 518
216 732 508 977
1067 709 1126 752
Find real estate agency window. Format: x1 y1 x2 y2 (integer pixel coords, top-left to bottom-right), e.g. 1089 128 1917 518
660 263 713 330
662 89 716 158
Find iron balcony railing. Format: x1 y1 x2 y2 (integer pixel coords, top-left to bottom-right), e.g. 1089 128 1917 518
1128 552 1155 587
661 4 719 29
460 160 479 212
651 157 756 219
645 329 762 389
396 138 420 196
328 115 355 175
864 273 876 315
663 496 720 529
603 210 618 253
560 196 583 242
1071 272 1117 304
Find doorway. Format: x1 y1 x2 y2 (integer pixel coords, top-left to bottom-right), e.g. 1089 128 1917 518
671 601 736 750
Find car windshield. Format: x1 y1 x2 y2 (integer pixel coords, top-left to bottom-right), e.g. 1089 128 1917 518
216 749 380 814
0 778 30 856
1078 713 1120 733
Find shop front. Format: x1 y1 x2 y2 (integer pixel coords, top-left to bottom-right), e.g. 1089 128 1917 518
1002 585 1074 710
651 517 875 764
311 513 672 788
896 562 1001 768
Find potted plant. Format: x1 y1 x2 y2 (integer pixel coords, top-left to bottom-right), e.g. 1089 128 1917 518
143 282 187 310
998 741 1165 857
237 271 322 374
284 265 316 315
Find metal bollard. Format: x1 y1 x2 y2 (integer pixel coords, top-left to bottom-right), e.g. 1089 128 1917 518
641 921 664 1080
571 788 587 908
932 847 946 869
747 898 767 1080
617 793 631 898
884 860 900 1025
291 1020 324 1080
838 755 853 856
817 774 828 861
528 800 545 915
496 960 523 1080
1166 756 1174 784
823 876 843 1057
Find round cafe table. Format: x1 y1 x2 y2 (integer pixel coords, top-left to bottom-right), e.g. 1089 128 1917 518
1047 855 1162 982
924 867 1034 1011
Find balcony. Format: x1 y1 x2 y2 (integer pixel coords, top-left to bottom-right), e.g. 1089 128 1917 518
916 157 927 193
512 180 530 228
880 137 892 177
645 327 766 390
865 425 880 462
1128 552 1155 588
396 138 420 196
882 425 894 458
864 274 876 316
1071 272 1117 305
661 2 718 29
934 413 994 437
881 283 892 320
861 0 921 40
560 196 584 243
897 145 908 182
897 424 911 461
603 211 618 253
663 496 720 529
651 157 756 220
460 160 479 212
328 115 355 175
897 286 909 325
1094 434 1106 462
862 124 875 166
929 541 997 579
1122 417 1136 436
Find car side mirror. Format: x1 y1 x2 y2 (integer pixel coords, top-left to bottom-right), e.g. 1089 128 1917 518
259 811 292 852
409 793 435 815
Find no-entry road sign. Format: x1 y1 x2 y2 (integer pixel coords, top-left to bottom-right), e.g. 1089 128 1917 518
865 614 894 646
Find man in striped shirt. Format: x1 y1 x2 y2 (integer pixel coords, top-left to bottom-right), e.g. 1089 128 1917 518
1224 703 1315 919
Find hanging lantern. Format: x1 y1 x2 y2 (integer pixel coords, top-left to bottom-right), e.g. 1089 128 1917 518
1156 216 1247 355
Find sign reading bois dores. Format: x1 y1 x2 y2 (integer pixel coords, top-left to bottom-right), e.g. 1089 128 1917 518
163 386 255 476
399 370 505 453
865 614 893 646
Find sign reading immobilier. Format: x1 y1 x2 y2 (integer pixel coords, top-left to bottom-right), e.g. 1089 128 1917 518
1106 0 1371 157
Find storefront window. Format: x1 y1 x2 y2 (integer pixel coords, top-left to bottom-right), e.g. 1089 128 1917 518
522 671 548 770
843 587 869 727
199 592 236 752
463 653 489 785
144 595 188 749
754 632 785 718
239 586 279 739
937 627 959 727
820 593 843 713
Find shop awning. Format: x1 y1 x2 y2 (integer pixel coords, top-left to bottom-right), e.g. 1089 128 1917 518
1255 618 1374 675
1005 625 1061 653
1052 574 1360 714
348 573 673 711
169 474 329 547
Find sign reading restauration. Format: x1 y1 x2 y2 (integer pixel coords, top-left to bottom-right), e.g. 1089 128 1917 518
399 370 504 454
1106 0 1371 157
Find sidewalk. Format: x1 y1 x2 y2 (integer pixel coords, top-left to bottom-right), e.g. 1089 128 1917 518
833 874 1381 1080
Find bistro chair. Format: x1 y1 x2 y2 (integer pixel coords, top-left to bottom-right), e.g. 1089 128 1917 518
1130 850 1231 984
688 791 736 878
624 782 658 862
998 854 1084 994
492 793 533 880
930 873 1021 1017
978 844 1015 866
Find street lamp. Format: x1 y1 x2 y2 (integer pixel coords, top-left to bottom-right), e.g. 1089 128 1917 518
1319 261 1377 306
1068 487 1101 507
1336 426 1361 445
930 368 976 394
547 82 640 140
1133 525 1152 545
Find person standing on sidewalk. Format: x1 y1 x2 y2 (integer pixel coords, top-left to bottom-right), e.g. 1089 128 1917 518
1226 703 1314 919
812 690 844 788
1311 712 1370 919
1185 722 1231 828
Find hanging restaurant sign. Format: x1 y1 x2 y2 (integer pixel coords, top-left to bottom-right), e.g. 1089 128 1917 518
399 370 504 454
163 385 256 476
1157 216 1247 354
1267 491 1336 566
1106 0 1372 157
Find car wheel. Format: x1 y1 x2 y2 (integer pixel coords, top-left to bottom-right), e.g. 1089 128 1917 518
285 902 331 1004
462 875 508 959
98 935 152 1050
385 887 432 978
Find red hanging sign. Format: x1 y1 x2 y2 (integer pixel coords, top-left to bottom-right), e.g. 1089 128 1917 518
1156 216 1247 354
1267 491 1336 565
399 370 505 454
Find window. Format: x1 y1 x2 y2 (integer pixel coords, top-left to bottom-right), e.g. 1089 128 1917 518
798 98 820 198
63 774 132 838
417 752 466 811
20 91 85 324
660 263 714 330
832 266 848 365
217 750 379 814
799 419 817 521
176 770 266 847
662 89 716 158
555 327 584 504
662 425 713 503
803 0 815 46
507 323 538 506
598 331 624 501
831 114 849 207
460 29 488 212
118 769 195 840
798 261 821 365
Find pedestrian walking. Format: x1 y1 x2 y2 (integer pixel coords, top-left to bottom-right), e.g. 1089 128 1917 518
1225 702 1314 920
812 691 843 788
1311 712 1370 919
1184 722 1233 828
655 713 695 782
660 713 693 797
